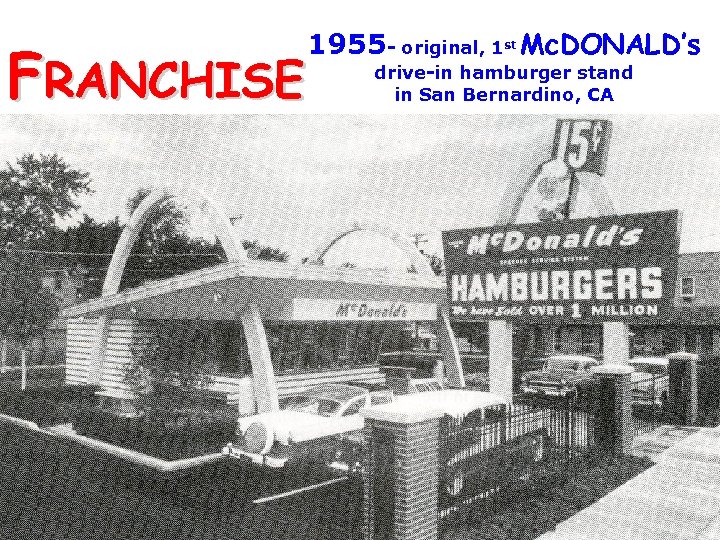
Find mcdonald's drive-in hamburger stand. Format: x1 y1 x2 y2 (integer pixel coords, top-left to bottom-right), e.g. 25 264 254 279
61 187 466 415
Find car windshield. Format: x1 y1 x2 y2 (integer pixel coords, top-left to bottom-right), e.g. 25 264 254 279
547 360 578 370
280 395 343 417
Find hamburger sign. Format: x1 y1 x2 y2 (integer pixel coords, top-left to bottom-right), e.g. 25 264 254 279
442 211 680 322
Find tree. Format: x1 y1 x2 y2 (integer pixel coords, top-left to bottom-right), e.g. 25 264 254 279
36 189 290 297
243 240 289 263
0 154 91 246
0 253 58 345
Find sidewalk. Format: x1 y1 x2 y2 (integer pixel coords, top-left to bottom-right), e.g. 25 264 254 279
536 427 720 540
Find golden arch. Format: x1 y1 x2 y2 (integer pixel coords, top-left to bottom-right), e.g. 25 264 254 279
308 222 436 278
495 165 617 225
87 187 249 386
101 187 246 296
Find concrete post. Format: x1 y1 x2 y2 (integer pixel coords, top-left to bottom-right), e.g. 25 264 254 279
435 308 464 388
592 364 635 455
603 322 630 365
712 329 720 357
361 403 441 540
489 320 513 401
667 352 698 425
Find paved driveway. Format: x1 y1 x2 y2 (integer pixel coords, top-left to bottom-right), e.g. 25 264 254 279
537 427 720 540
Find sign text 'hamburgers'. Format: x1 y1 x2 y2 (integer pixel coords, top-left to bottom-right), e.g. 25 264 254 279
442 211 680 322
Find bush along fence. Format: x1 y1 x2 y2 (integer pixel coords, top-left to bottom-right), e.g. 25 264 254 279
359 365 637 540
72 406 237 461
437 389 599 527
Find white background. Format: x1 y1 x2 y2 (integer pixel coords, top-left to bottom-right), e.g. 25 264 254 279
1 1 719 113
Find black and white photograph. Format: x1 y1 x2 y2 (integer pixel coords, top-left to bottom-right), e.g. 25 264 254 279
0 114 719 540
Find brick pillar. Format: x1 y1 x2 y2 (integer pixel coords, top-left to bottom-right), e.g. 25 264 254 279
361 404 441 540
667 352 698 425
592 364 635 455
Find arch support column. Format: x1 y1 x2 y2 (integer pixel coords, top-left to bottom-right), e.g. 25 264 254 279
435 307 464 388
241 303 279 413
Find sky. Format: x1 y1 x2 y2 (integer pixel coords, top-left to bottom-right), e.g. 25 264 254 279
1 114 719 268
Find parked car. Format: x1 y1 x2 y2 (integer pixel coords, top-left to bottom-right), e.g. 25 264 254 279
226 383 392 467
381 365 445 395
629 356 669 406
228 382 499 472
407 377 444 393
519 355 599 397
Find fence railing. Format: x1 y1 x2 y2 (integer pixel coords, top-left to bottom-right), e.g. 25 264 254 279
438 390 598 525
630 373 669 437
698 361 720 426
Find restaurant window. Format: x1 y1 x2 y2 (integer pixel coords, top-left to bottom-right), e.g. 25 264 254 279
553 327 566 353
452 322 489 355
265 322 395 375
580 326 601 356
216 323 251 376
533 326 550 357
140 320 252 378
681 276 696 297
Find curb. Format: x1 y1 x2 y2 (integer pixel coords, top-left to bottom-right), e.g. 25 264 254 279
0 413 226 473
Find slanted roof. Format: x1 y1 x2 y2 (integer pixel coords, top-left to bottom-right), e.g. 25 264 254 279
61 259 445 321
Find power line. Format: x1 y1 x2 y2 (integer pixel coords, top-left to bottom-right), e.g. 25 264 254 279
1 247 222 259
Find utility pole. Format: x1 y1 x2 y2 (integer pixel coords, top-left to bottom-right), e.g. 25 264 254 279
410 232 428 254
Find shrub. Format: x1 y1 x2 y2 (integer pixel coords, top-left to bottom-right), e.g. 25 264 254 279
0 384 100 426
73 406 236 460
124 322 218 418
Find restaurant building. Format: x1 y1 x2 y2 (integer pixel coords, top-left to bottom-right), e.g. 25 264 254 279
61 188 465 416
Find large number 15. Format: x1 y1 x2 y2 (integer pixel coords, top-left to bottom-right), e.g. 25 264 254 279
556 120 605 170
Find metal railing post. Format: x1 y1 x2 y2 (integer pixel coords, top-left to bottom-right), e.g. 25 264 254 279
0 337 6 373
21 348 28 391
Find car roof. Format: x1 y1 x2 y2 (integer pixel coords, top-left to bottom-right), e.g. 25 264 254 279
294 383 368 402
546 355 598 364
629 357 669 367
382 389 509 419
